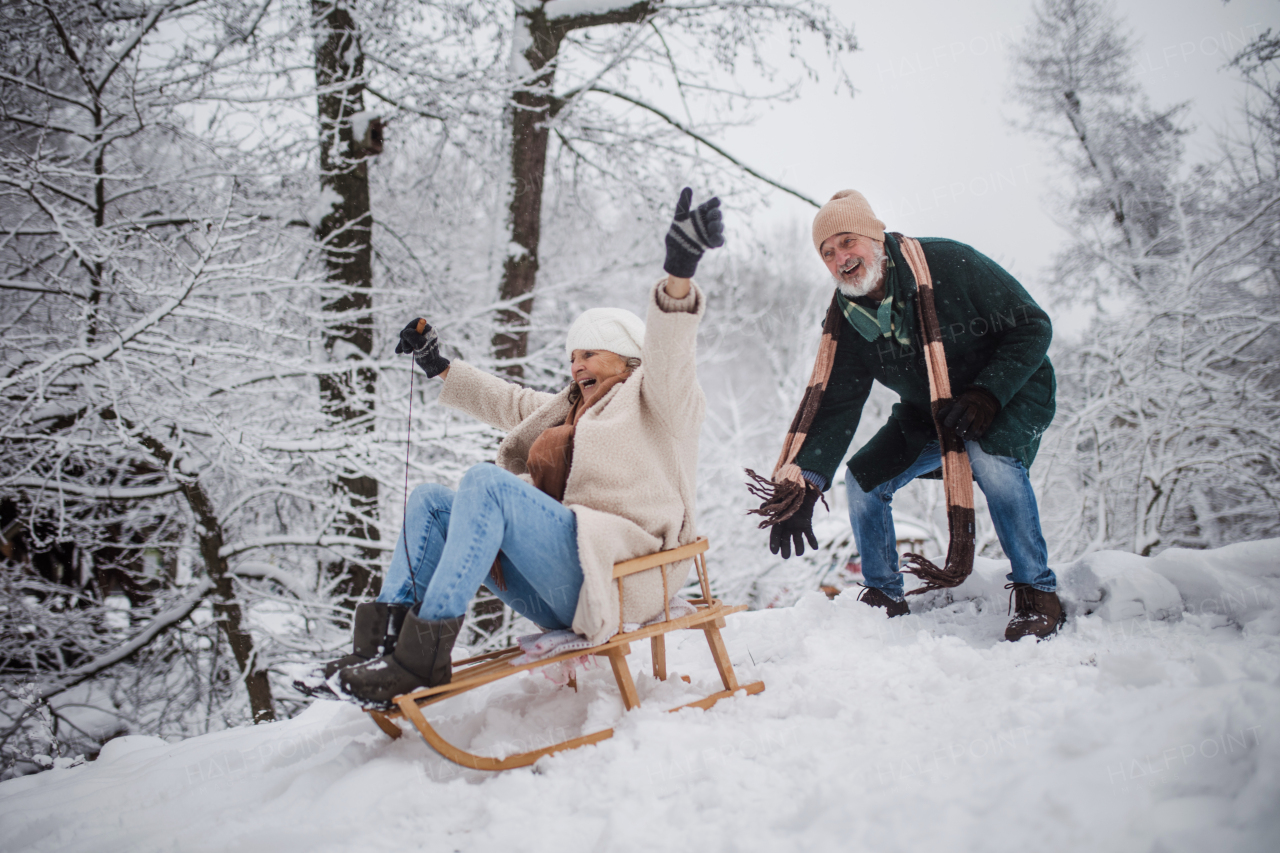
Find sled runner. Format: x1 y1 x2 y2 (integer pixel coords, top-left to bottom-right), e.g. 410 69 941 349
365 537 764 770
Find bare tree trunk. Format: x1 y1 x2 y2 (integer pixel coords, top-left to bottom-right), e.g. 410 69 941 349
314 0 380 600
491 1 655 379
126 425 276 723
492 8 562 378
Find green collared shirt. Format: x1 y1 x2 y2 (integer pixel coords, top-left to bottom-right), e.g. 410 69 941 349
834 252 912 348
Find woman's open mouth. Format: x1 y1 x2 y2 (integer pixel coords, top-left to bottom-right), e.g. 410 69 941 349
577 377 597 388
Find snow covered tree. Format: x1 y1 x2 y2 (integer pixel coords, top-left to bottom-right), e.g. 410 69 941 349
0 0 302 756
312 0 384 601
491 0 853 379
1012 0 1280 555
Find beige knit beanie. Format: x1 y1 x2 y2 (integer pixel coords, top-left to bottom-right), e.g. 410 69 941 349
811 189 885 255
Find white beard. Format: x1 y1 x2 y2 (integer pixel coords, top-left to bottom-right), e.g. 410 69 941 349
833 242 886 299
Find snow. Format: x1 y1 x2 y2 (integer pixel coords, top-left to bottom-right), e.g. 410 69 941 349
892 518 932 543
544 0 646 21
303 187 343 229
3 541 1277 852
349 111 377 145
506 240 529 262
511 15 534 80
32 581 213 702
8 476 182 499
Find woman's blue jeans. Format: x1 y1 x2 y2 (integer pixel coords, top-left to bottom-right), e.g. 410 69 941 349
376 463 584 629
845 441 1055 601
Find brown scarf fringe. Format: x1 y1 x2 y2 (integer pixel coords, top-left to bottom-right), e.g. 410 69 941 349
748 235 975 593
744 294 845 526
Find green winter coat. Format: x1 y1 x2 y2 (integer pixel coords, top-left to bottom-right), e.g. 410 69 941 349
794 233 1056 492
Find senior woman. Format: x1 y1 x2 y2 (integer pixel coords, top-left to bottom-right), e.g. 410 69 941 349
310 188 724 707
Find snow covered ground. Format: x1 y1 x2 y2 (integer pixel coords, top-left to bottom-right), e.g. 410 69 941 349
2 540 1277 853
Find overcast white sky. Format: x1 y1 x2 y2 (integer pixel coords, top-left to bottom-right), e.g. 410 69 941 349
722 0 1276 332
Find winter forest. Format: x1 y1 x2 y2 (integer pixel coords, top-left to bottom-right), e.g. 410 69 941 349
1 0 1278 848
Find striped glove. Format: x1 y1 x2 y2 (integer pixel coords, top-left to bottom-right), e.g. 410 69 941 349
663 187 725 279
395 319 450 378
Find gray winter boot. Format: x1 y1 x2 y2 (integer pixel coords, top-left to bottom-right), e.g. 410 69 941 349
293 602 410 697
336 611 464 709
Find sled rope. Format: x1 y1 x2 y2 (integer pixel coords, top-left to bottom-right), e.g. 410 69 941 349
402 365 416 576
400 358 504 590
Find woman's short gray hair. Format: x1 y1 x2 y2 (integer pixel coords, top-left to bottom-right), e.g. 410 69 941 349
625 356 642 370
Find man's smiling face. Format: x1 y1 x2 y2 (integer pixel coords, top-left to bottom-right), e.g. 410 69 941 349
820 232 886 300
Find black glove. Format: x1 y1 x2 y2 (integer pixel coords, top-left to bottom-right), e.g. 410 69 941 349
395 318 451 378
769 487 820 559
940 386 1000 441
663 187 725 279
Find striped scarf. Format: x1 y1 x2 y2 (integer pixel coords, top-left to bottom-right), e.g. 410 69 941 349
746 234 974 594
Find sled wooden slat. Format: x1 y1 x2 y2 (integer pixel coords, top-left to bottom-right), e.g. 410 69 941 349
367 709 402 739
452 646 524 668
446 652 523 681
365 537 763 770
702 621 739 692
605 646 641 710
651 634 667 681
610 537 709 578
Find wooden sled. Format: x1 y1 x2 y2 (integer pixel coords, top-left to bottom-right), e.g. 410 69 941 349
365 537 764 770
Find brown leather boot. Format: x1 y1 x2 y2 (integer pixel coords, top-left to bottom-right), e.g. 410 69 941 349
293 602 409 697
1004 584 1065 641
857 585 910 617
337 611 464 709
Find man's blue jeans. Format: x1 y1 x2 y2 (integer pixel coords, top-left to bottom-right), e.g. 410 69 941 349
846 441 1055 601
376 463 584 629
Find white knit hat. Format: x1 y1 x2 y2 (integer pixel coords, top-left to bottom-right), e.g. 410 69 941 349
565 307 645 360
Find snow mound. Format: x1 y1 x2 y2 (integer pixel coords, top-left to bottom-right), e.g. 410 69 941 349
93 736 169 767
1150 540 1280 630
1058 549 1185 622
2 541 1278 853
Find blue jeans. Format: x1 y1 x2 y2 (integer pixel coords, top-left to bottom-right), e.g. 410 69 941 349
846 441 1055 600
376 463 584 629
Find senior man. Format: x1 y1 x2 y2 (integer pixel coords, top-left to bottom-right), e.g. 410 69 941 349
754 190 1061 641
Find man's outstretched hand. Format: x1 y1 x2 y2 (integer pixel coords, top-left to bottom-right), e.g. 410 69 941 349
769 486 820 559
395 318 451 378
663 187 725 279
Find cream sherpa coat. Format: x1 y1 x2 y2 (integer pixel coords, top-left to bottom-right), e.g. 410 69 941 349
437 279 705 645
